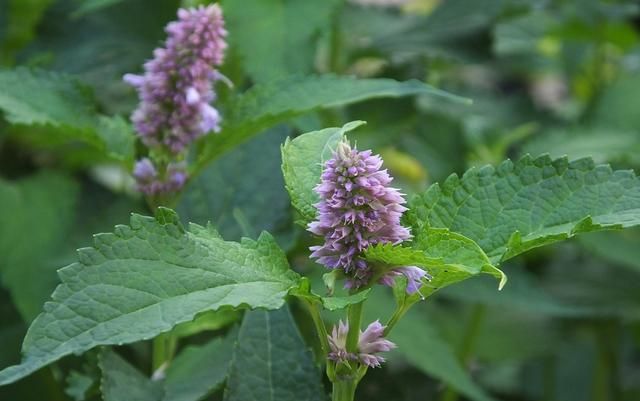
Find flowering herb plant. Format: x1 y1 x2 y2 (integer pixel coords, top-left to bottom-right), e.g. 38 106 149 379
2 1 640 401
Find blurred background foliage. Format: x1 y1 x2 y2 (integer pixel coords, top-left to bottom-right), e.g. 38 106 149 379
1 0 639 400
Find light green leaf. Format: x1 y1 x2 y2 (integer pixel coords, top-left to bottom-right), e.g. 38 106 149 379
364 290 499 401
0 68 134 162
281 121 365 224
290 278 371 311
172 310 240 339
196 75 467 169
364 227 506 298
224 306 327 401
99 349 162 401
163 333 235 401
0 209 300 385
406 154 640 264
223 0 339 83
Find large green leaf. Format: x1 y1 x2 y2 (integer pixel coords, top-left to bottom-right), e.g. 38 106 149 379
0 209 300 385
100 349 162 401
406 155 640 263
364 291 499 401
196 76 466 169
224 307 327 401
223 0 339 83
281 121 365 224
0 68 134 161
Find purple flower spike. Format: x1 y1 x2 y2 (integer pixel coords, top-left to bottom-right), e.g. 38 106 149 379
309 140 411 289
124 4 227 153
327 320 396 368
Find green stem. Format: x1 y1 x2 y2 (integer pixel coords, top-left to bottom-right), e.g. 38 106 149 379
152 333 177 372
332 377 357 401
346 301 364 353
304 299 331 357
439 304 487 401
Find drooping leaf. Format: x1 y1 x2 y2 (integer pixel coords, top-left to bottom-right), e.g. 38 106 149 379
163 332 236 401
224 307 327 401
281 121 365 224
223 0 339 83
99 349 162 401
406 155 640 264
364 290 499 401
0 209 300 385
0 68 134 162
196 76 467 168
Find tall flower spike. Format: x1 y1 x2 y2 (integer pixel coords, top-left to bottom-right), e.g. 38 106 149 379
309 139 422 290
124 4 227 153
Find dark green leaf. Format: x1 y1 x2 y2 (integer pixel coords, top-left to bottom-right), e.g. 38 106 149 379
99 349 162 401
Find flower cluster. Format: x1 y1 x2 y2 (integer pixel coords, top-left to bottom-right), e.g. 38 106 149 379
308 140 427 292
132 158 187 196
124 4 227 153
125 5 227 196
328 320 396 368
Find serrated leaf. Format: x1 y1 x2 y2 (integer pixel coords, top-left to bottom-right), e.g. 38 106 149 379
196 75 467 169
0 209 300 386
0 68 134 162
99 349 162 401
406 154 640 264
163 332 235 401
224 307 327 401
224 0 339 83
281 121 365 224
364 227 506 298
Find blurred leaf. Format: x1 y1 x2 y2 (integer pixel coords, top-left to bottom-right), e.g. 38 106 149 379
0 0 53 64
281 121 365 224
364 290 499 401
65 371 94 401
0 68 134 162
179 126 295 249
592 74 640 131
223 0 339 83
579 228 640 273
224 307 327 401
72 0 125 17
522 127 640 165
163 332 235 401
407 155 640 263
493 13 554 56
99 349 162 401
196 75 468 169
172 309 240 339
0 209 300 386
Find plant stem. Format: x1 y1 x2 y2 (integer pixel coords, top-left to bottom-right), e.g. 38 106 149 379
152 333 177 372
439 304 487 401
346 301 364 353
332 377 357 401
304 299 331 357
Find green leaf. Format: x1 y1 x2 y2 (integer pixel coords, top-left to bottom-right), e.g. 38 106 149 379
406 154 640 264
0 68 134 162
0 209 300 385
223 0 339 83
196 75 467 169
364 290 499 401
179 126 295 248
99 349 162 401
171 310 240 339
522 127 640 165
65 371 94 401
0 0 53 64
224 307 327 401
579 228 640 273
281 120 365 224
163 333 235 401
72 0 126 17
364 227 506 298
